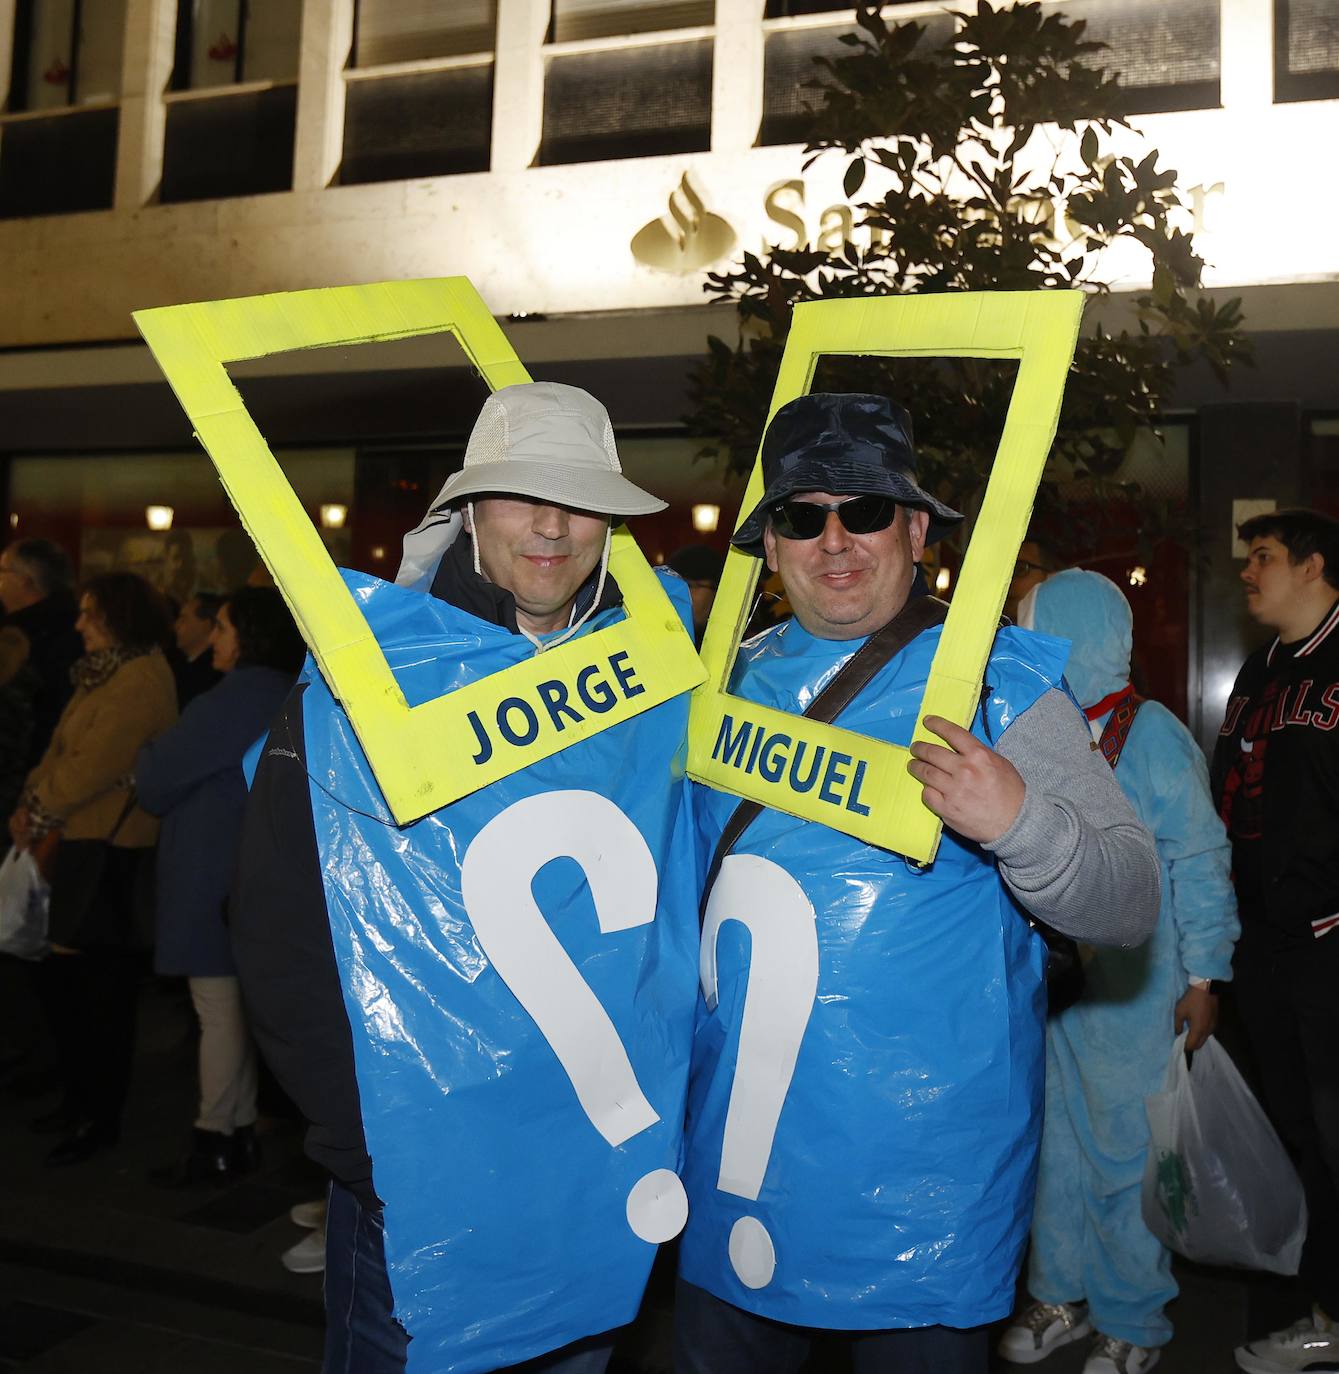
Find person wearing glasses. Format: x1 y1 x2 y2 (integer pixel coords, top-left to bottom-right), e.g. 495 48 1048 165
675 393 1159 1374
1006 535 1062 620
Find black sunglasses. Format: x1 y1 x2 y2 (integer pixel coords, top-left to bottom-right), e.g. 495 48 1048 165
769 495 899 541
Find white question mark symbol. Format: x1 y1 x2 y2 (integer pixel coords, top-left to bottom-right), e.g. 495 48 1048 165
462 789 688 1244
700 853 818 1289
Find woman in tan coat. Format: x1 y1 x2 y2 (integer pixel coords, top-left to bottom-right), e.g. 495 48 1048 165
8 571 177 1166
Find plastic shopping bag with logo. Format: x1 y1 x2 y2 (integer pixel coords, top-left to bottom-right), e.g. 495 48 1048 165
0 845 48 960
1142 1031 1305 1274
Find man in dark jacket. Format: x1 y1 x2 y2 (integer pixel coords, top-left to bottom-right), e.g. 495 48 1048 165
1212 509 1339 1374
0 538 82 768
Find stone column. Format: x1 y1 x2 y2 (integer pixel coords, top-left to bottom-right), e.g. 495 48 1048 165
113 0 176 208
492 0 548 172
293 0 356 191
0 0 17 111
1219 0 1273 110
712 0 765 153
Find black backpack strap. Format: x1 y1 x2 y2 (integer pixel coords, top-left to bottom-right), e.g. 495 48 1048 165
700 595 949 915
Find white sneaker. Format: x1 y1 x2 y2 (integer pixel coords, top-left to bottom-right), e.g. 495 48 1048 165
289 1197 326 1230
281 1227 326 1274
1235 1311 1339 1373
1083 1333 1160 1374
998 1300 1092 1364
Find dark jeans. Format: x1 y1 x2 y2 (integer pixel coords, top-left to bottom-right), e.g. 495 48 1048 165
35 947 139 1133
1233 930 1339 1320
322 1180 616 1374
672 1279 990 1374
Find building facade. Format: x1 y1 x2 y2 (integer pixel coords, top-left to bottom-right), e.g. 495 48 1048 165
2 0 1338 743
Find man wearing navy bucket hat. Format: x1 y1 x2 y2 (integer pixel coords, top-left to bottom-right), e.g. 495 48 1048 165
676 393 1161 1374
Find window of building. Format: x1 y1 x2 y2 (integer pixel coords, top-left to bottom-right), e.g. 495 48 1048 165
341 66 493 182
159 0 302 203
352 0 496 67
7 0 128 112
172 0 303 90
1275 0 1339 103
1080 0 1220 114
540 38 712 164
758 0 1219 139
549 0 713 44
0 0 124 216
759 15 953 146
340 2 496 185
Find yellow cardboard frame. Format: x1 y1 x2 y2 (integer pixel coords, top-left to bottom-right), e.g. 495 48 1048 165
134 278 705 825
687 291 1084 863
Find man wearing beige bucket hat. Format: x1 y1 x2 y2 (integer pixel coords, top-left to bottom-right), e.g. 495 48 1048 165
232 382 698 1373
398 380 668 644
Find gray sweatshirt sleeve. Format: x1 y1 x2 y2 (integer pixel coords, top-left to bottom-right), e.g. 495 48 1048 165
982 688 1160 947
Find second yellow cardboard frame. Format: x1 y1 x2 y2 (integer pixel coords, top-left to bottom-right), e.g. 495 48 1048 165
687 290 1085 863
134 278 705 825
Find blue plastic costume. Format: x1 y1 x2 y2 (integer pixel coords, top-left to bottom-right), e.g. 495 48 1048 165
299 568 701 1374
679 614 1070 1328
1025 570 1238 1349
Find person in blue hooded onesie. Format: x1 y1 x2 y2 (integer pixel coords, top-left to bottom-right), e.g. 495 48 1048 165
230 383 702 1374
674 394 1162 1374
998 569 1238 1374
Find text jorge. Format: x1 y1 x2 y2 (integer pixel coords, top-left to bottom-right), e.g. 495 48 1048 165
465 650 645 765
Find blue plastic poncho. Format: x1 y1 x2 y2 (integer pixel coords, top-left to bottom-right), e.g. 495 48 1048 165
1025 570 1238 1348
301 568 701 1373
679 614 1070 1328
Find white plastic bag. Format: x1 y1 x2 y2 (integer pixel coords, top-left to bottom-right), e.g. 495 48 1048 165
0 845 49 960
1142 1031 1306 1274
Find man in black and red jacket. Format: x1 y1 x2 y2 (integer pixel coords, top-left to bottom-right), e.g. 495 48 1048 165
1211 508 1339 1374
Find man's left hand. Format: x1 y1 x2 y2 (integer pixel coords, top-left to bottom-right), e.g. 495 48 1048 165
1174 985 1218 1052
907 716 1026 844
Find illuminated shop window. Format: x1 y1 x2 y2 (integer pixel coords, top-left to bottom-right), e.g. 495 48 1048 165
1275 0 1339 103
159 0 301 202
549 0 713 44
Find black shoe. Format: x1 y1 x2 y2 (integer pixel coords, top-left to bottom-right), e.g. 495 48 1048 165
230 1123 260 1175
30 1104 80 1135
149 1128 235 1188
45 1122 118 1168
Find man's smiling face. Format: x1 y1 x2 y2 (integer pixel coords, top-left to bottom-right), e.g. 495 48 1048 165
763 492 929 641
467 496 609 635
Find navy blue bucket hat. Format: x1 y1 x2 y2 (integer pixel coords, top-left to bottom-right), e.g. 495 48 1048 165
731 393 964 556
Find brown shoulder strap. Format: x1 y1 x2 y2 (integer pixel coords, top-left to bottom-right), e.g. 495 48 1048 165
700 595 949 915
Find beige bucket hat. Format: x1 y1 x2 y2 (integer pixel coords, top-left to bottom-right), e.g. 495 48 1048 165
434 382 666 516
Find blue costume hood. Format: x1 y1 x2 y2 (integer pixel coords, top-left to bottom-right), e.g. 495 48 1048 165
1029 569 1131 709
